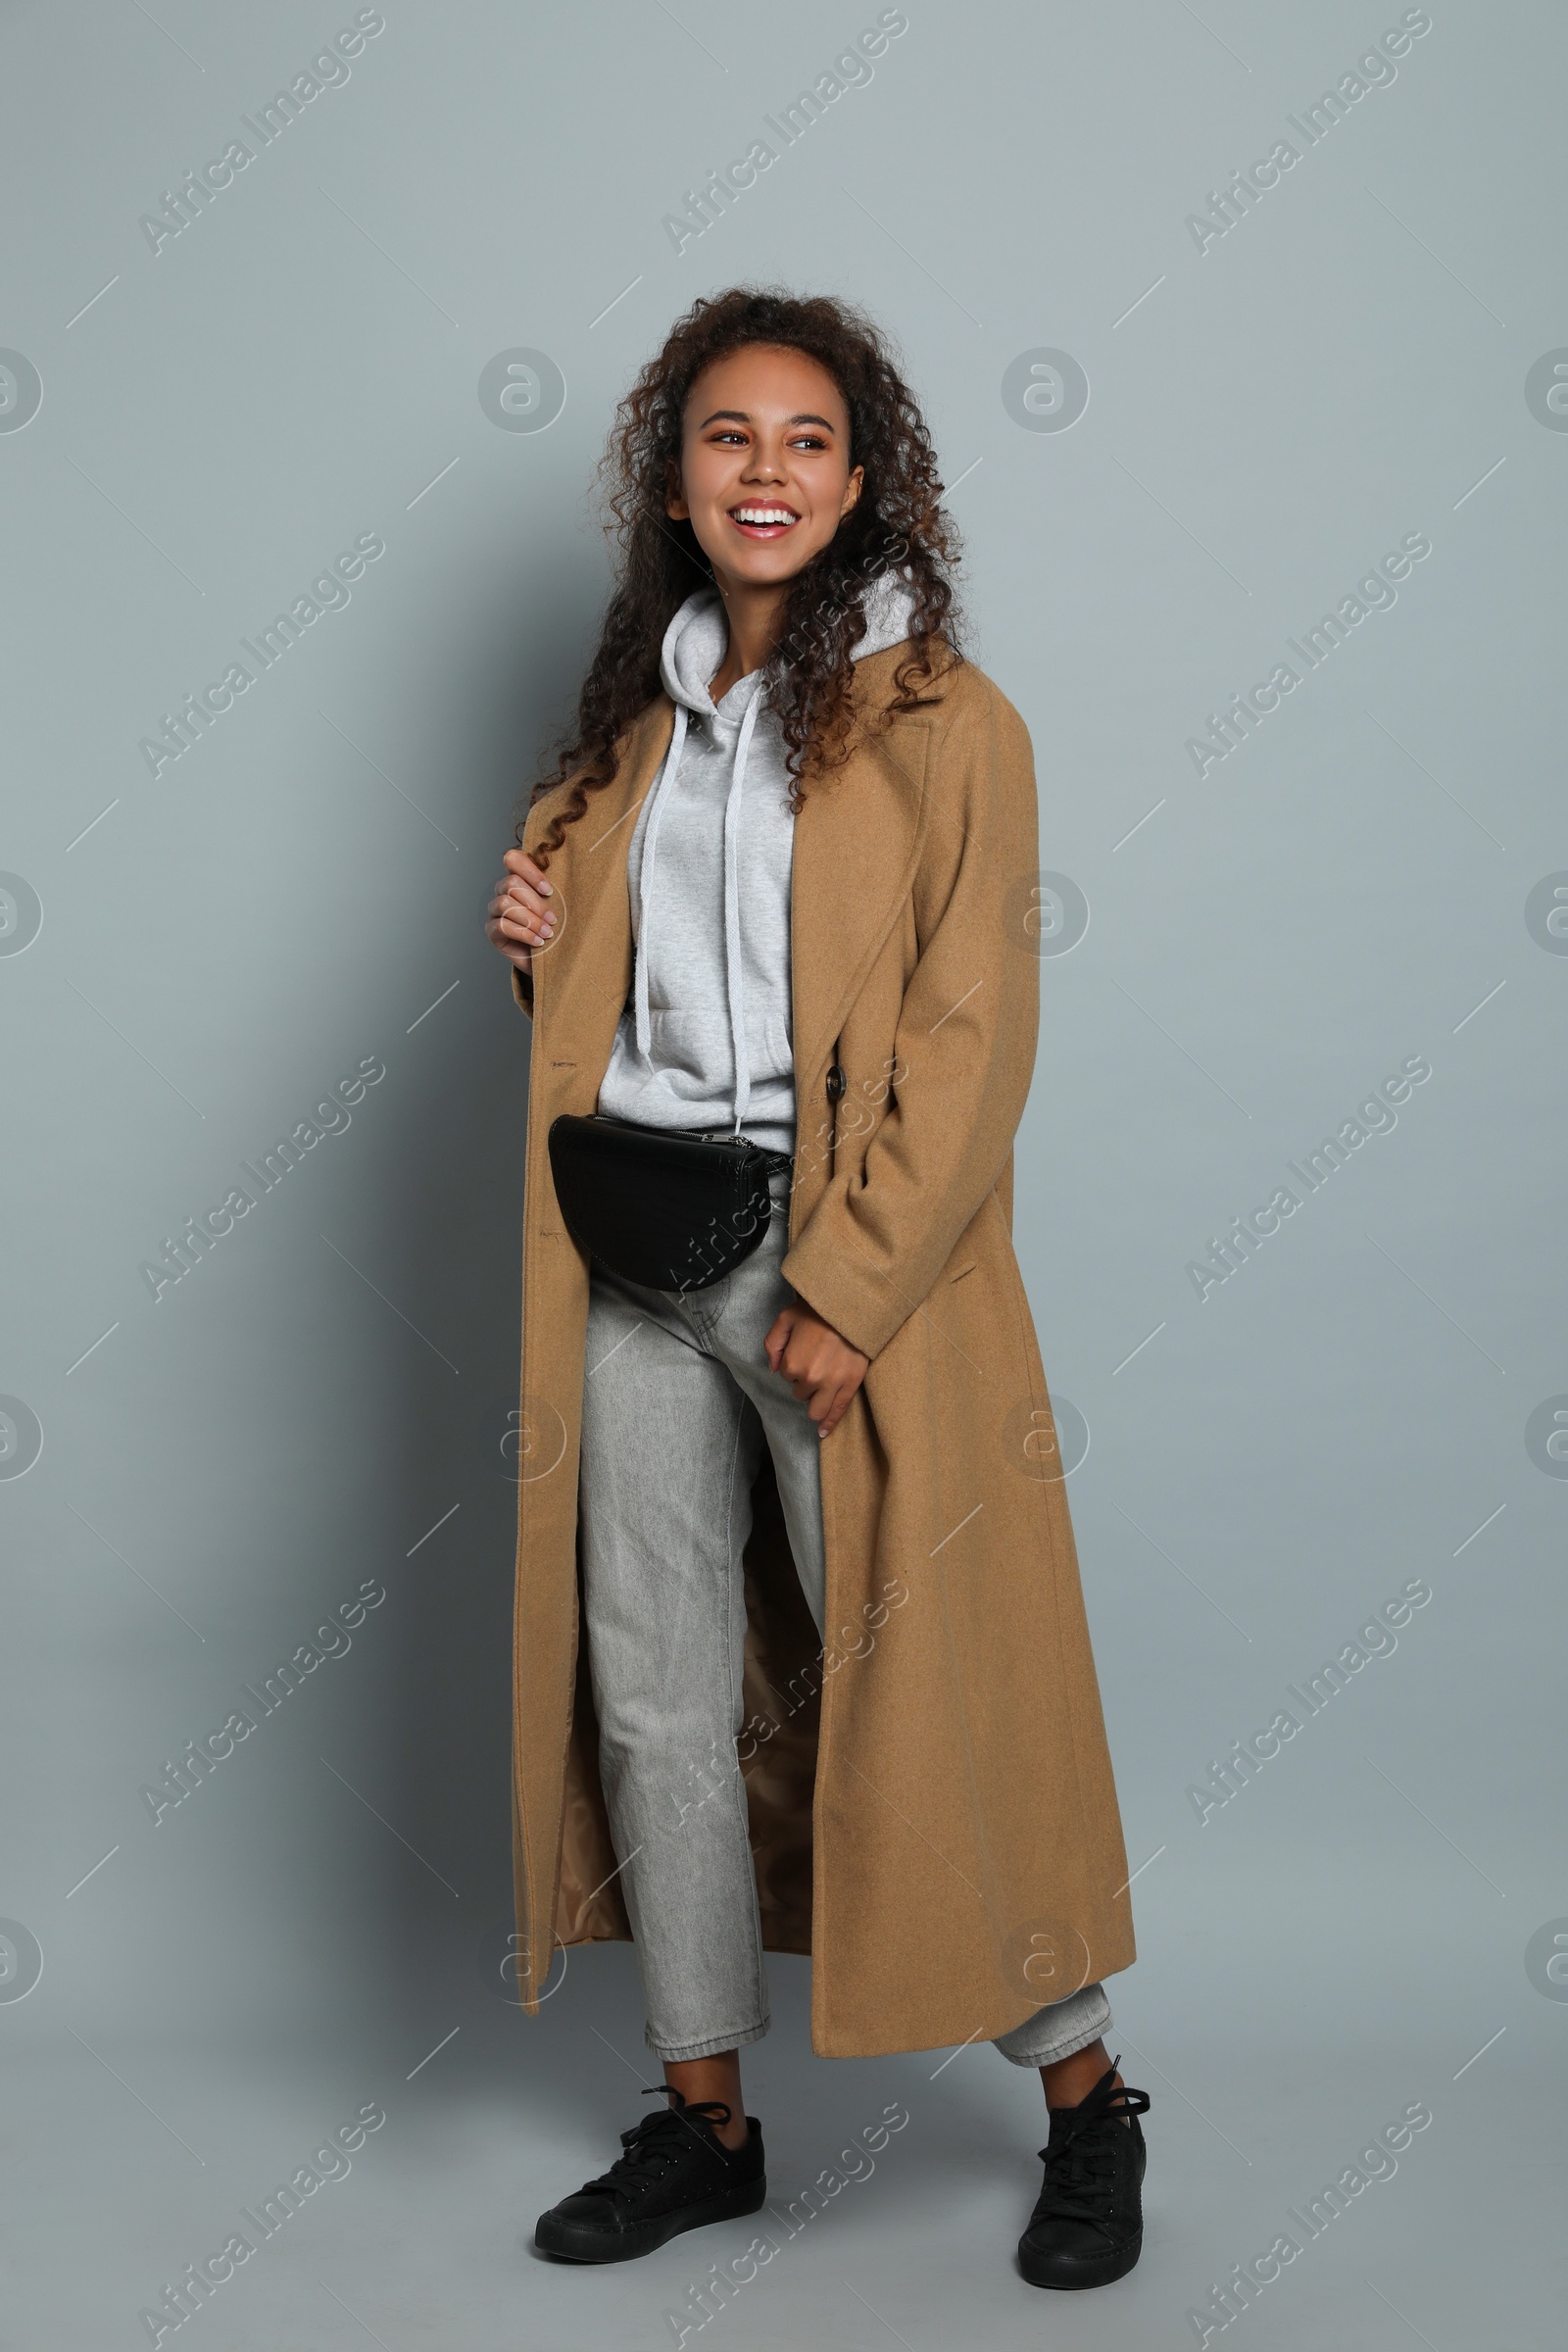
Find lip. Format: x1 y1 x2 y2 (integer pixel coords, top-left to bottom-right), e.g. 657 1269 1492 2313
726 503 800 540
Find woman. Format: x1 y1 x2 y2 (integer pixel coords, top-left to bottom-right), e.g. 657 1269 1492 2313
486 288 1150 2290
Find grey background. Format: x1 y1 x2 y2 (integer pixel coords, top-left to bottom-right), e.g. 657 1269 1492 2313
2 1 1562 2344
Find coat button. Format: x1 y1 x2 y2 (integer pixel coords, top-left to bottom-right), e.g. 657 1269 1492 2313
826 1063 846 1101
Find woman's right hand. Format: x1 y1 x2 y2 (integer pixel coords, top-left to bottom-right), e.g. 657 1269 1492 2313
486 849 555 973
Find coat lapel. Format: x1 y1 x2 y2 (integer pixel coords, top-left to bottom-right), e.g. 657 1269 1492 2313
790 678 934 1099
525 704 675 1080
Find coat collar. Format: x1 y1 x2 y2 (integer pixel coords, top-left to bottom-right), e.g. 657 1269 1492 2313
524 652 941 1110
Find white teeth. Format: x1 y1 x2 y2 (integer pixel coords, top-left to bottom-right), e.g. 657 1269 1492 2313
733 507 796 524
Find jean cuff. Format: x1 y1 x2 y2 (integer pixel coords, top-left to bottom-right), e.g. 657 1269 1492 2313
645 2016 771 2063
992 1982 1112 2070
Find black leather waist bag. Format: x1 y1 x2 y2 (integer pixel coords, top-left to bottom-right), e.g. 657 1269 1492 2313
546 1112 790 1294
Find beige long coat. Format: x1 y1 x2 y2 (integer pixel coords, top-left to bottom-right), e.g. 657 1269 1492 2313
508 645 1136 2057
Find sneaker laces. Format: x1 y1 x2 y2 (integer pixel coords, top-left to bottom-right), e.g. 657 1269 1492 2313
1035 2059 1150 2234
579 2086 736 2207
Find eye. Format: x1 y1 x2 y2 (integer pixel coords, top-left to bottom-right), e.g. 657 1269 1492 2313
790 432 828 451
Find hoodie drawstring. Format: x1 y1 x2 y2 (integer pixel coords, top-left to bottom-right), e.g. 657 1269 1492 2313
721 689 763 1135
633 702 688 1061
633 684 763 1138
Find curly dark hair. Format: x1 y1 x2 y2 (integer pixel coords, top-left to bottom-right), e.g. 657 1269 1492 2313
521 285 962 867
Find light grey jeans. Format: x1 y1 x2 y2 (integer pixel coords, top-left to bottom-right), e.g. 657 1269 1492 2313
579 1164 1112 2067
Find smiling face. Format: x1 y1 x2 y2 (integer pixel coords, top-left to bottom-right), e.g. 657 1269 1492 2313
666 342 863 594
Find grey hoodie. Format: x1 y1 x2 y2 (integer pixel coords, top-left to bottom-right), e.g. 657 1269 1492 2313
596 569 918 1155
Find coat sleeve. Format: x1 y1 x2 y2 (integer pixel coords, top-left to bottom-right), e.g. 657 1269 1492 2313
781 680 1041 1362
509 779 570 1021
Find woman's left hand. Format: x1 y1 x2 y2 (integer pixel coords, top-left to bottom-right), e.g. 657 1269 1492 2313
763 1305 869 1439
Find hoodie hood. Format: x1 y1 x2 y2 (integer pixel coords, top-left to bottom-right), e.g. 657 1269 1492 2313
658 564 921 715
631 569 920 1136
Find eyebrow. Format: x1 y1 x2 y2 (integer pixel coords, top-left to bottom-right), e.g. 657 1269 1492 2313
696 409 838 431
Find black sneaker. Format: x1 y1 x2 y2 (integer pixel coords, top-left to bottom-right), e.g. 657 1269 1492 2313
1017 2058 1150 2289
534 2086 766 2264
